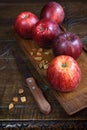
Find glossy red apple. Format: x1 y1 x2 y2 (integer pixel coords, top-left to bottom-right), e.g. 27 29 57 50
47 55 81 92
32 19 61 48
53 32 82 59
40 2 65 25
14 11 39 39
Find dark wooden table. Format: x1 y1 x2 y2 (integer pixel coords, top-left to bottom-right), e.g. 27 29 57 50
0 0 87 129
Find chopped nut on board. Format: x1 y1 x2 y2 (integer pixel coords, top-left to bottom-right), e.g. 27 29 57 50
30 51 34 56
43 64 48 69
34 57 42 61
39 60 49 69
36 52 42 56
44 51 50 55
37 48 43 52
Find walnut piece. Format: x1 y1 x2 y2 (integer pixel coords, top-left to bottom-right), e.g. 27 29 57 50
20 96 26 103
34 57 42 61
39 60 49 69
9 103 14 110
44 51 50 55
43 64 48 69
12 97 18 103
18 89 24 94
36 52 41 56
30 51 34 56
37 48 43 52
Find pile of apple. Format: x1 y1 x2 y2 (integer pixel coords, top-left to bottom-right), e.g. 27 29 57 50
14 1 82 92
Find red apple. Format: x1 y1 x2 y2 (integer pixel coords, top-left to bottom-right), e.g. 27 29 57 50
53 32 82 59
14 11 39 39
32 19 61 48
40 2 65 25
47 55 81 92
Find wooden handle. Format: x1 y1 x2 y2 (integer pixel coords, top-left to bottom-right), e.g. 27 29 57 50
26 77 51 114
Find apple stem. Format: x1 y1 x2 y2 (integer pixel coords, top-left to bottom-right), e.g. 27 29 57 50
24 15 28 19
59 25 66 32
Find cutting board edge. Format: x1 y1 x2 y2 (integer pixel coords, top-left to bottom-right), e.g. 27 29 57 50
54 91 87 115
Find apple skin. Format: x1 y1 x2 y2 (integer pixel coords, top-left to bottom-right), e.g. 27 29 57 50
47 55 81 92
32 19 61 48
52 32 82 59
40 2 65 25
14 11 39 39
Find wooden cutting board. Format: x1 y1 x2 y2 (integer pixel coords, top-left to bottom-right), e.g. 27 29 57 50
15 35 87 115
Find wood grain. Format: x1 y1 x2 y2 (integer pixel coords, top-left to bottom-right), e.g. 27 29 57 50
15 34 87 115
0 1 87 127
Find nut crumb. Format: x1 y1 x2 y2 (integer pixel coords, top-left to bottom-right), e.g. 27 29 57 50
34 57 42 61
43 64 48 69
18 89 24 94
44 51 50 55
20 96 26 103
12 97 18 103
9 103 14 110
38 48 43 52
36 52 41 56
39 62 43 69
30 51 34 56
39 60 49 69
